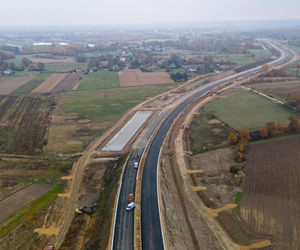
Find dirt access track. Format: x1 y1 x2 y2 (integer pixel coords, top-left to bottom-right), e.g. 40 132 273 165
0 184 50 223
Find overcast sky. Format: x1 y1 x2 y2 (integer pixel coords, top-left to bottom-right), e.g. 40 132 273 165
1 0 300 27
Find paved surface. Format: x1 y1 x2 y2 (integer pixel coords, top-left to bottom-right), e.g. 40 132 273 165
0 184 50 223
103 111 152 151
141 40 293 250
112 109 169 250
112 40 294 250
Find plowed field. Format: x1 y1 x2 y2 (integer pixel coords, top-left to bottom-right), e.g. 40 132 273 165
240 136 300 249
52 72 83 92
119 69 173 87
32 73 67 93
0 75 34 95
0 95 52 154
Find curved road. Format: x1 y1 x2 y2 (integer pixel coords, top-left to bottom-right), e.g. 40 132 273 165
112 40 294 250
141 40 294 250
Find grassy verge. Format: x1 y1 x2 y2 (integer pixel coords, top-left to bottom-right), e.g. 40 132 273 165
78 71 119 90
0 185 62 238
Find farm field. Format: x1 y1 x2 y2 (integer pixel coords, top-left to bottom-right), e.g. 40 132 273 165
0 184 50 224
240 136 300 249
119 69 174 87
248 48 272 60
0 95 52 154
45 63 86 73
32 73 67 93
0 75 35 95
216 53 256 65
47 84 175 152
204 90 299 131
249 81 300 100
9 55 75 65
52 72 84 92
11 72 51 95
77 71 119 90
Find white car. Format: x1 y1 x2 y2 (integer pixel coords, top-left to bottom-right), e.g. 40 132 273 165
126 202 136 211
133 161 139 169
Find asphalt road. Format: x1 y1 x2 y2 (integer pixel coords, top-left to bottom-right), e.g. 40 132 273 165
141 40 293 250
112 110 170 250
112 40 294 250
112 148 143 250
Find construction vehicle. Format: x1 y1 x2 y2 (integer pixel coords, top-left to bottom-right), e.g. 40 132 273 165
75 204 96 215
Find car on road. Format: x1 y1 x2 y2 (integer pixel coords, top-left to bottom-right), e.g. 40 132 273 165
133 161 139 169
126 202 136 211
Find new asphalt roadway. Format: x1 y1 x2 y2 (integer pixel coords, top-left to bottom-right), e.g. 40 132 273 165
112 40 294 250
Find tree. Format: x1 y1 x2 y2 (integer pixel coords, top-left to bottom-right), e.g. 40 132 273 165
288 116 300 133
75 54 87 63
266 122 279 137
36 62 45 71
228 132 238 144
21 57 32 69
259 127 268 138
262 64 270 74
239 129 250 142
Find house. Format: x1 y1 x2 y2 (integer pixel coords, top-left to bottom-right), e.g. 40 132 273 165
1 69 12 76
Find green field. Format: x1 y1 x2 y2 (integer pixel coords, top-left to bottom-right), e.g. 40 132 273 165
217 53 256 65
78 71 120 90
45 63 86 72
63 84 173 120
204 91 299 131
248 48 272 59
48 84 176 152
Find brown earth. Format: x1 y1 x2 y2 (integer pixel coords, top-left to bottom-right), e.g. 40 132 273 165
32 73 67 93
0 95 52 154
52 72 84 92
0 184 50 223
119 69 174 87
0 75 35 94
240 136 300 249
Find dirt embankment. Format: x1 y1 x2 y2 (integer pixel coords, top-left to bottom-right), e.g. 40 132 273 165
160 98 237 250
